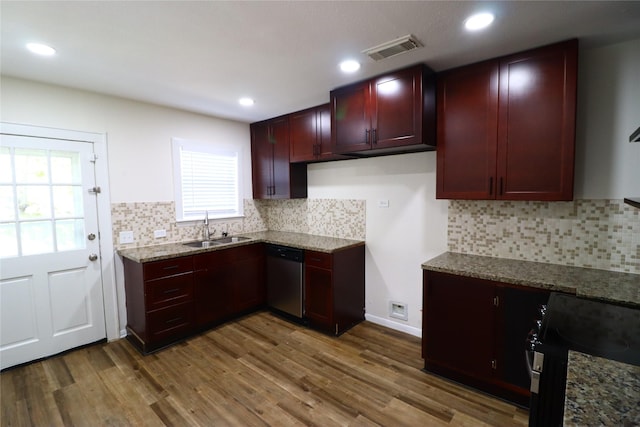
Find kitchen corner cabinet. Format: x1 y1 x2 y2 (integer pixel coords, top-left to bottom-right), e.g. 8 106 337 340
422 270 550 407
330 64 436 156
250 116 307 199
436 39 578 201
304 245 365 335
194 244 265 328
123 256 195 354
290 104 343 163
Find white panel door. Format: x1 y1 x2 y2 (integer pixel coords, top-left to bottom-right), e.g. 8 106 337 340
0 135 106 370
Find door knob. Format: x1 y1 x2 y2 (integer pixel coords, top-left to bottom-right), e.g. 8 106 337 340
89 254 98 261
88 233 96 241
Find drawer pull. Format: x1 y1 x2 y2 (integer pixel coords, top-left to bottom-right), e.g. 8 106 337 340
163 288 180 295
162 265 180 270
310 258 322 262
165 317 183 324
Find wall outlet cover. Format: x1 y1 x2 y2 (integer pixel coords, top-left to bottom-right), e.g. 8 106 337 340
154 229 167 238
119 230 134 244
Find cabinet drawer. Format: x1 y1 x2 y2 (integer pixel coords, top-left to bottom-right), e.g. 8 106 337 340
305 251 332 269
144 256 193 281
147 302 193 340
145 272 193 310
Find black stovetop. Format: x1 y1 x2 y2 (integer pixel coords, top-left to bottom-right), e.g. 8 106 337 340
540 293 640 366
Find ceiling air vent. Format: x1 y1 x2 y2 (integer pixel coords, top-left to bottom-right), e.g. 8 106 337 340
362 35 423 61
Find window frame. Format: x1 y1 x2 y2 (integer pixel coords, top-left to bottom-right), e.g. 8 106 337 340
171 137 243 222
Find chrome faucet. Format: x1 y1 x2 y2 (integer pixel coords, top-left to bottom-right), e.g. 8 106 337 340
203 211 214 241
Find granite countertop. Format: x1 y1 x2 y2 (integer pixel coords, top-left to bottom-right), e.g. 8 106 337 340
117 230 365 263
564 351 640 426
422 252 640 307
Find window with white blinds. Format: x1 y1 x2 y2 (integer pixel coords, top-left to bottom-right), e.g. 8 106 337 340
172 138 242 221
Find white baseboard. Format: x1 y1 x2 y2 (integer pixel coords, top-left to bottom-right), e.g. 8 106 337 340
364 313 422 337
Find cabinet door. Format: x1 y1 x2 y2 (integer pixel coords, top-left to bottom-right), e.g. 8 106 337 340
423 271 495 379
194 254 232 327
371 66 424 149
317 104 334 160
497 40 577 200
436 61 499 199
269 117 292 199
250 122 274 199
305 264 333 331
289 108 318 163
231 253 265 313
331 82 371 153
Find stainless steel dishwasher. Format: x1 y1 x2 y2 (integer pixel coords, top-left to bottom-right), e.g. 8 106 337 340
266 244 304 319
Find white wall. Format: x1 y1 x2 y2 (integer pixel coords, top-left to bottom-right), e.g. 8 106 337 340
308 153 448 335
0 77 252 203
575 38 640 198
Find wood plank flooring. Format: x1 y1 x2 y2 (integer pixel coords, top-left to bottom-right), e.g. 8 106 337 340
1 311 528 426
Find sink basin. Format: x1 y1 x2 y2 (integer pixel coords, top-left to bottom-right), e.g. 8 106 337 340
212 236 251 244
183 236 251 248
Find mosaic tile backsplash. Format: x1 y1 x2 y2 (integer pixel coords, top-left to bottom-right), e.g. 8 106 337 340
111 198 365 250
448 199 640 274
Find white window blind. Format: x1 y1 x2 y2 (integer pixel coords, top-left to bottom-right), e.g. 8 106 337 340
172 138 242 221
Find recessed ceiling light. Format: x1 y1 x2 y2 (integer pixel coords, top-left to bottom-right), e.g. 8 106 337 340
26 42 56 56
339 60 361 73
239 97 254 106
464 13 495 31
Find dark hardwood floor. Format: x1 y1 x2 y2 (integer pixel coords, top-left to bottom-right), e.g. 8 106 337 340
1 311 528 426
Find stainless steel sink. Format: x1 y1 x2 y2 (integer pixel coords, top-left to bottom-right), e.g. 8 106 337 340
183 236 251 248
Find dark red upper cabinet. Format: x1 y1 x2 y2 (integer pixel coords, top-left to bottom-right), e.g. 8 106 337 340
331 64 436 156
290 104 344 163
436 39 578 201
436 60 499 199
250 116 307 200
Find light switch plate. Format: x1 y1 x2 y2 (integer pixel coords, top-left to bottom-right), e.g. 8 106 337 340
119 230 134 244
377 199 390 208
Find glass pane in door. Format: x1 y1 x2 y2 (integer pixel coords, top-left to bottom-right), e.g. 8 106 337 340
20 221 54 256
55 219 85 251
0 224 18 258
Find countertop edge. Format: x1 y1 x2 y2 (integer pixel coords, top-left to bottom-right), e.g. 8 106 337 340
118 232 365 263
421 252 640 307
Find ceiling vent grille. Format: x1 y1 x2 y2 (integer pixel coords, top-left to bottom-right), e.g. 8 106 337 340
362 35 423 61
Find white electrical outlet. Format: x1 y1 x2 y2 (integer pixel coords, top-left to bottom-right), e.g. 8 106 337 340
154 229 167 238
119 230 134 244
378 199 390 208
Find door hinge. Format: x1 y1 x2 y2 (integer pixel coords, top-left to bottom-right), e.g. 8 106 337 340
493 296 499 307
88 186 101 194
491 359 497 370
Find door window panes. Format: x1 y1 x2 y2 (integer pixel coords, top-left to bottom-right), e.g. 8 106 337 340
15 149 49 183
56 219 85 251
0 147 12 183
51 151 81 184
1 146 86 258
21 221 54 256
17 186 52 219
0 186 15 221
0 224 18 258
53 186 83 217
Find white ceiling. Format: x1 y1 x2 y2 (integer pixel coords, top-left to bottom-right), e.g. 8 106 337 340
2 1 640 123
